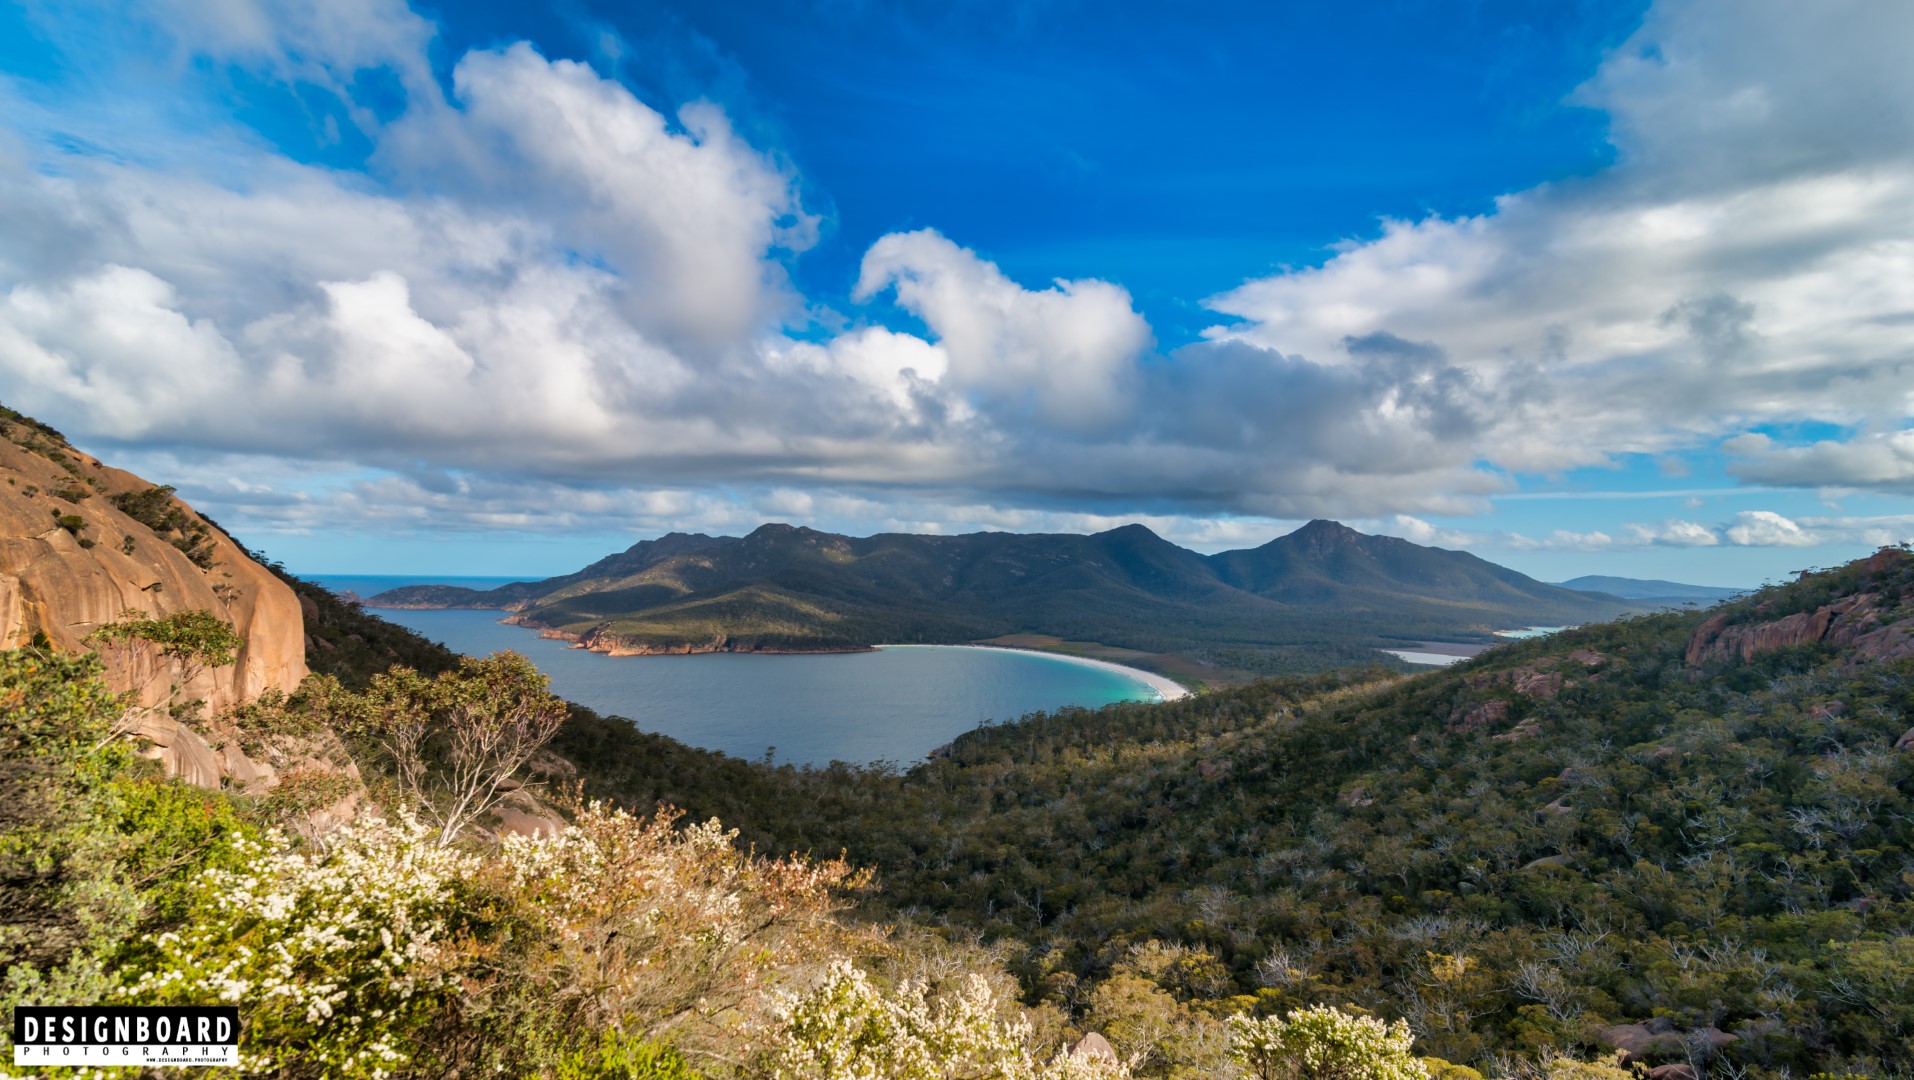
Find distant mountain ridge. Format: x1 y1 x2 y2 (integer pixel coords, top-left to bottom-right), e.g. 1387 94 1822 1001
367 520 1633 671
1556 574 1747 603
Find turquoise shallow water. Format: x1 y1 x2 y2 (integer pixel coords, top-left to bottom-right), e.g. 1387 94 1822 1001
312 575 1160 766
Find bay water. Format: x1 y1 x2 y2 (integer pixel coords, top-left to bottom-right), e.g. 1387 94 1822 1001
311 575 1163 766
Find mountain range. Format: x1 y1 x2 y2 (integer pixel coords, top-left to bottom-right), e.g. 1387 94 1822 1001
1554 574 1747 603
367 519 1638 675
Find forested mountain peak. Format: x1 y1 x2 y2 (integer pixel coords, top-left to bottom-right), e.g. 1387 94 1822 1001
1267 517 1365 550
366 520 1634 674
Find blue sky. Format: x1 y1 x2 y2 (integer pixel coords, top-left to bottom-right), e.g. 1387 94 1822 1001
3 0 1912 587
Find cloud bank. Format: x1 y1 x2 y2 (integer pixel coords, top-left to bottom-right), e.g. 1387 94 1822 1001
0 0 1910 554
1204 1 1914 486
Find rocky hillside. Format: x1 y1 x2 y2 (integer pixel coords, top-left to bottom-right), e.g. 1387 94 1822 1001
0 406 320 795
1683 548 1914 665
0 404 577 838
0 407 307 711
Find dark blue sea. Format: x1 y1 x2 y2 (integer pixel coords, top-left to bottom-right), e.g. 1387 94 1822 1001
310 575 1161 767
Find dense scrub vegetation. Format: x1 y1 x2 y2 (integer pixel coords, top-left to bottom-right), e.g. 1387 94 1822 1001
248 553 1914 1075
8 530 1910 1077
109 485 217 568
792 558 1914 1076
2 638 1422 1079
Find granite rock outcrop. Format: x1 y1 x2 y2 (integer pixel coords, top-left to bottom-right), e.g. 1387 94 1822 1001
1685 549 1914 668
0 416 308 716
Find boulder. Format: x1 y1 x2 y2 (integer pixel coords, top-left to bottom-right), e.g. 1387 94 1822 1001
303 789 365 836
1069 1033 1118 1063
1599 1019 1680 1062
1512 669 1565 699
1466 654 1600 701
495 806 564 839
528 749 579 778
1694 1027 1739 1053
1449 700 1509 734
130 717 223 790
1598 1020 1736 1065
1853 622 1914 663
218 743 277 792
1493 718 1541 742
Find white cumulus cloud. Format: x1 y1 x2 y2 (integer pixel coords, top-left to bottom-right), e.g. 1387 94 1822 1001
1204 0 1914 479
2 0 1912 552
1723 510 1820 547
855 229 1151 433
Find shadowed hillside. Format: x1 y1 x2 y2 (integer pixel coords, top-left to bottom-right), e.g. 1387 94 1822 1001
763 547 1914 1074
367 519 1634 676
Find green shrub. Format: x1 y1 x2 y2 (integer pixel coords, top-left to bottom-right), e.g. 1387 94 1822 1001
109 485 216 568
0 649 134 972
549 1034 703 1080
107 776 255 936
1540 1053 1634 1080
87 609 244 673
1226 1005 1428 1080
0 649 140 1067
1420 1058 1483 1080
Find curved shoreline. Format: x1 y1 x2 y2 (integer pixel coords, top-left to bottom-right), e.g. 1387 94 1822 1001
875 643 1191 702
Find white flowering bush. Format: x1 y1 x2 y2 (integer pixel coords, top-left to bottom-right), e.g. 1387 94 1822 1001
769 960 1130 1080
99 797 865 1077
1227 1005 1429 1080
122 814 474 1078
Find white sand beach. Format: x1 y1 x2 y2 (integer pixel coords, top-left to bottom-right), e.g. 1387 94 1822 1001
1381 639 1495 667
1381 649 1471 667
875 644 1191 701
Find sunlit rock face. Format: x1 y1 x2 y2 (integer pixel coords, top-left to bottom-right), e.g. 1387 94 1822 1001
0 418 307 716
